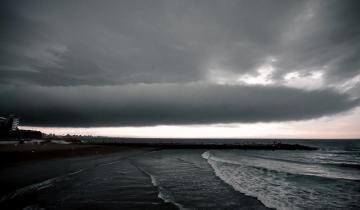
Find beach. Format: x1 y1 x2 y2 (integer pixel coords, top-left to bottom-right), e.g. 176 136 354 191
0 143 175 209
0 142 146 167
0 140 359 210
0 142 269 210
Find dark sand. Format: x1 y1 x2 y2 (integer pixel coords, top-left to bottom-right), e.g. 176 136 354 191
0 142 155 196
0 142 270 210
0 143 147 167
0 143 177 209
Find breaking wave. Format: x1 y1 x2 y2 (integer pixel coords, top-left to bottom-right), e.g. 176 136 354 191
0 170 84 204
133 164 189 210
202 151 360 210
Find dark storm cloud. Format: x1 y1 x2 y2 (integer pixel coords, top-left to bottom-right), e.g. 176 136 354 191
273 0 360 82
1 0 360 126
0 84 358 126
1 0 359 86
0 0 306 86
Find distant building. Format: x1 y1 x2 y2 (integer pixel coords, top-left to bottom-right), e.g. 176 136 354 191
0 115 42 140
0 115 20 132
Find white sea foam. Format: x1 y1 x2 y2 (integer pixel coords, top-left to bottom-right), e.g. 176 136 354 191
202 150 360 210
203 150 306 209
204 150 360 180
135 165 189 210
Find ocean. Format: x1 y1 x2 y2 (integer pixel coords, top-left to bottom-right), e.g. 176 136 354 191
201 140 360 209
132 140 360 210
1 140 359 210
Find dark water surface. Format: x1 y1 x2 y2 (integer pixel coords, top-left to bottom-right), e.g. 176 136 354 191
0 140 359 210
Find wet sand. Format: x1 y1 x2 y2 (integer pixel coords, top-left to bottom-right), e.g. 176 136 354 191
0 143 270 210
0 144 177 209
0 143 149 167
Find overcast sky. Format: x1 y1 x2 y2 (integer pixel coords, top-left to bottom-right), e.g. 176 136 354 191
1 0 359 138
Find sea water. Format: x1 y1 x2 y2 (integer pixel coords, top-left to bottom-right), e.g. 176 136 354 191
134 140 360 210
1 140 359 210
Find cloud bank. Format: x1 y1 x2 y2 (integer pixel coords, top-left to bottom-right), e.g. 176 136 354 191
1 0 360 86
0 84 358 126
1 0 360 127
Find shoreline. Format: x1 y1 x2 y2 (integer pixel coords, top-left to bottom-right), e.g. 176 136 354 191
0 142 152 168
0 140 333 209
0 140 317 167
0 147 179 210
92 142 317 150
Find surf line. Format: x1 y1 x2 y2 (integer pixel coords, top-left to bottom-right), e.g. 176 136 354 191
0 169 84 203
0 150 151 204
130 161 190 210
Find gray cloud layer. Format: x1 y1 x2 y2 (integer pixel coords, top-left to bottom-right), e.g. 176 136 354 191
0 84 358 126
1 0 359 86
1 0 360 126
